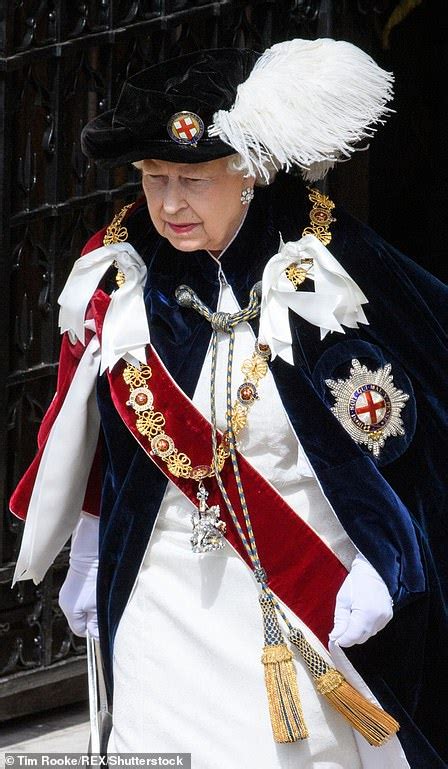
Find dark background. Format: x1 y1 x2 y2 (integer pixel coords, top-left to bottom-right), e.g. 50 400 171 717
0 0 445 719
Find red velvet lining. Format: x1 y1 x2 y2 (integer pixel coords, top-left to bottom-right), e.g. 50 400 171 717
80 226 108 256
9 292 111 521
10 203 140 522
10 203 346 644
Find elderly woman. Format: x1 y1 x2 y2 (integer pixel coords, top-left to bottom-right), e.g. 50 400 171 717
10 43 447 769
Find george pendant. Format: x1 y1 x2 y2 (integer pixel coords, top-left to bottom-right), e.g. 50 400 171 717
190 482 227 553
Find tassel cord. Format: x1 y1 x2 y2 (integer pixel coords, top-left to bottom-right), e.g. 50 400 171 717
210 329 400 746
185 281 400 747
208 301 310 742
176 278 263 571
209 321 264 578
179 280 265 574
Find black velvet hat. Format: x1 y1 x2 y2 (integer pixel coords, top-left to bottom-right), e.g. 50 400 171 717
82 40 394 181
81 48 260 168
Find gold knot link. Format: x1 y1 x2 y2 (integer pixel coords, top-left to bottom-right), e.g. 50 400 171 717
166 452 192 478
231 403 248 434
136 410 165 438
103 203 133 246
123 364 152 389
210 445 229 473
301 187 336 247
241 354 268 384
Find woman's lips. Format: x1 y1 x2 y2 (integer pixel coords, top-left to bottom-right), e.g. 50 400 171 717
167 222 199 234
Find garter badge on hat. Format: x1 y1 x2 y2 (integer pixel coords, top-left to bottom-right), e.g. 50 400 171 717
325 359 409 458
167 111 204 146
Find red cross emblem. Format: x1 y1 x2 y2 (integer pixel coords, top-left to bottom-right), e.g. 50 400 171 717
174 117 197 140
326 359 409 457
167 111 204 145
353 388 387 426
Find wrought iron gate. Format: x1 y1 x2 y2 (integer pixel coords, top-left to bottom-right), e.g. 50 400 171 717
1 0 438 720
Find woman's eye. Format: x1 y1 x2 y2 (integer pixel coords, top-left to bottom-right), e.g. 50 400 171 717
143 175 166 184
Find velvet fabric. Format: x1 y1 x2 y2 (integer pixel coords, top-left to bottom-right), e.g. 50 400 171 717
89 173 447 767
9 303 103 521
81 49 259 167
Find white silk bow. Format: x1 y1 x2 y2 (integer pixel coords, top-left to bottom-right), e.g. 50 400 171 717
259 234 369 364
58 242 150 373
12 329 101 586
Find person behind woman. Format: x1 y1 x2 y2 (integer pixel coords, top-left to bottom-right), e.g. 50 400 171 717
11 41 447 768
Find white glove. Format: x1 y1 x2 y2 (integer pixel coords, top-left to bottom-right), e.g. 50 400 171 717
329 553 393 647
59 511 100 641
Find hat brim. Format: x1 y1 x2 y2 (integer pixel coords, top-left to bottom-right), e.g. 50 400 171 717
81 110 237 168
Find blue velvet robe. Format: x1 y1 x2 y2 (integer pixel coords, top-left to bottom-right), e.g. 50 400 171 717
95 173 447 768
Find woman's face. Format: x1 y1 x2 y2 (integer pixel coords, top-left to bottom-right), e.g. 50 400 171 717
140 156 253 254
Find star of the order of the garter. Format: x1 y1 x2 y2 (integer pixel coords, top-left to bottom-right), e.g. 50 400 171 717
325 359 409 457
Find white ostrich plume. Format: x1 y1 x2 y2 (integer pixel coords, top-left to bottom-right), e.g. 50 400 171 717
209 38 394 182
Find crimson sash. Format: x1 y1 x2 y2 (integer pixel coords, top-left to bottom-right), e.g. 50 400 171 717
108 345 348 648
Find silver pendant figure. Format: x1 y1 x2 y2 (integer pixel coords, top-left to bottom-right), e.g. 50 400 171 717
191 482 227 553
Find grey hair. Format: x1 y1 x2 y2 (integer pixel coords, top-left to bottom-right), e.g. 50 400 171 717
132 155 277 185
226 153 278 186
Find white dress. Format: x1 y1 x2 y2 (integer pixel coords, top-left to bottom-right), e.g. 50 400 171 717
107 279 364 767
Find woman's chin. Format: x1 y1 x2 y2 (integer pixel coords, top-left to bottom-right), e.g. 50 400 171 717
165 233 213 252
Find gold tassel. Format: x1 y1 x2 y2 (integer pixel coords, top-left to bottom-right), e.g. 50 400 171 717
289 628 400 747
259 592 308 742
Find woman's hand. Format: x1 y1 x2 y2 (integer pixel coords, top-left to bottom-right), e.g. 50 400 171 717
329 553 393 647
59 511 99 641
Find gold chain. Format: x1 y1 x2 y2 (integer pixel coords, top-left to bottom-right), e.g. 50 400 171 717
284 187 336 289
302 187 336 246
103 203 133 246
105 191 335 292
103 203 134 287
123 341 271 480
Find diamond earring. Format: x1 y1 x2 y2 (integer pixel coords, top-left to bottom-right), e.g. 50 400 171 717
240 187 255 205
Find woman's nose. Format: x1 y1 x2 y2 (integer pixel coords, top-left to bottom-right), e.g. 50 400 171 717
162 180 188 214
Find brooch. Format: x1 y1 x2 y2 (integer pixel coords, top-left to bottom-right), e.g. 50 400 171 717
325 359 409 457
167 111 204 146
